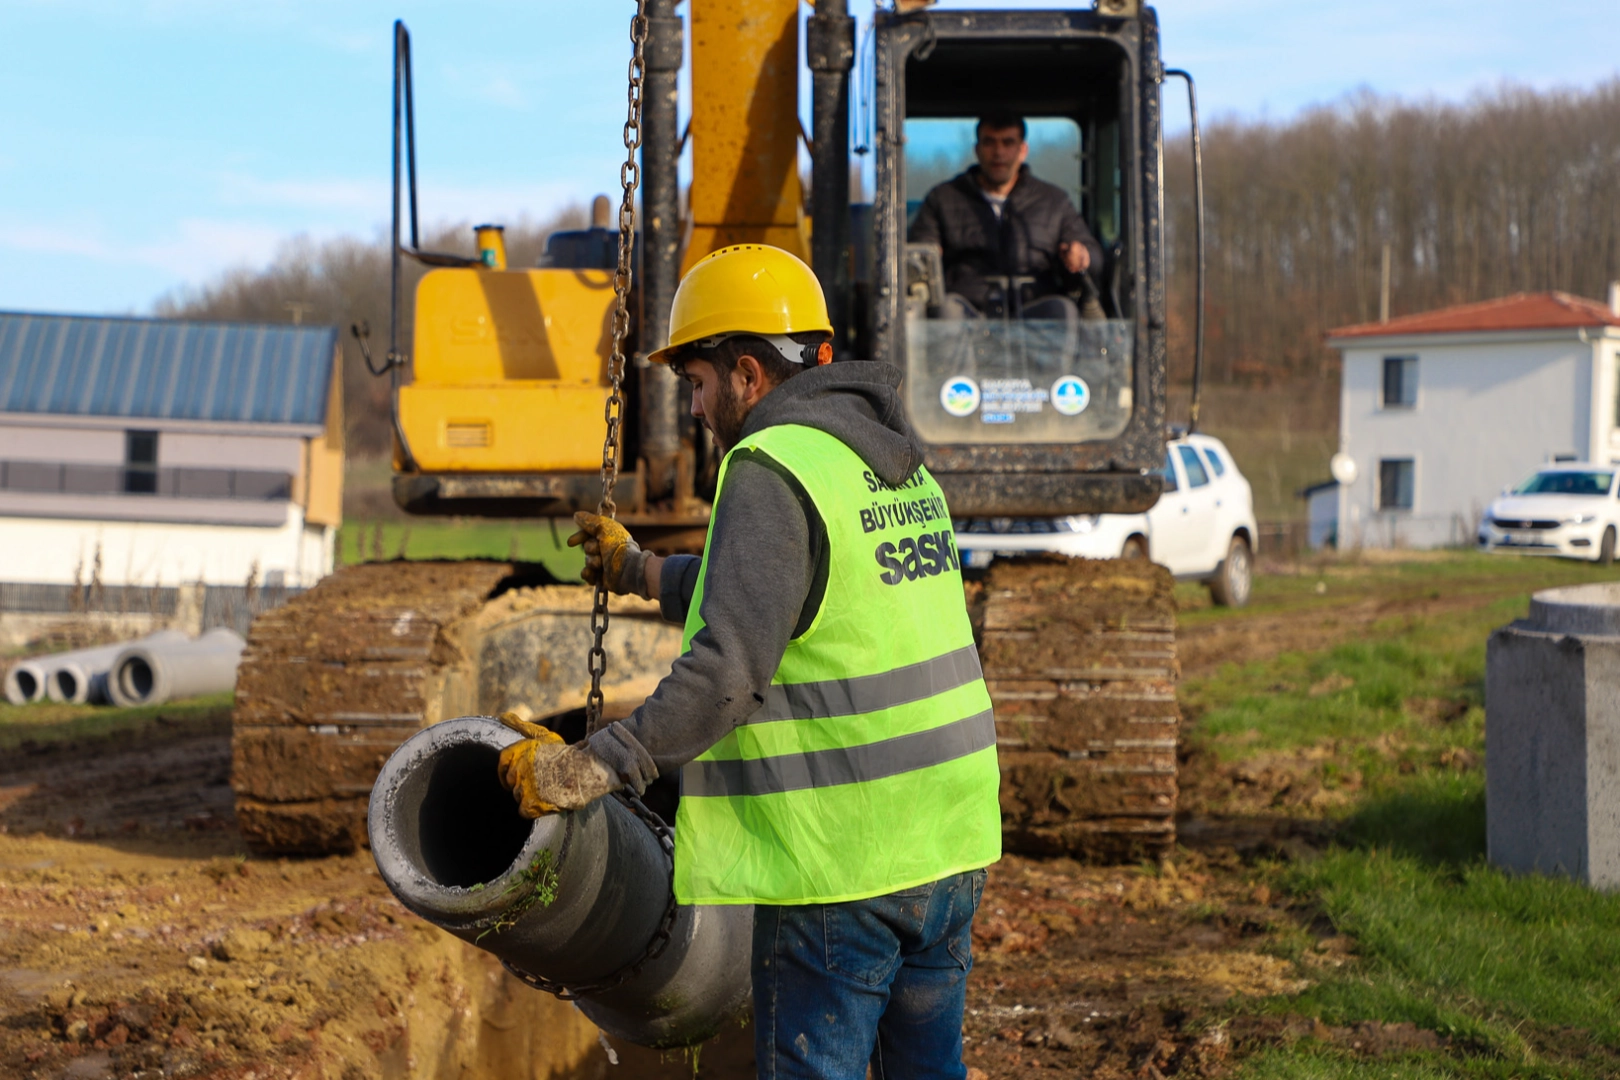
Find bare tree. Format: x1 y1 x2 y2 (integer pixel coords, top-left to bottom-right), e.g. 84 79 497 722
155 208 588 456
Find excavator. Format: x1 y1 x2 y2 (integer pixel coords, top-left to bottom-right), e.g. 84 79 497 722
231 0 1205 875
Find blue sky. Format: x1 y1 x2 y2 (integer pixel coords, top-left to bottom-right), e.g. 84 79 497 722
1 0 1614 316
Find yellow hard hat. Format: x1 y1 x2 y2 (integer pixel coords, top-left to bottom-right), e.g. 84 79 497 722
648 244 832 365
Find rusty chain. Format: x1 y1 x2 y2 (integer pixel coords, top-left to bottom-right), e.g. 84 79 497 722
500 0 683 1007
585 0 648 740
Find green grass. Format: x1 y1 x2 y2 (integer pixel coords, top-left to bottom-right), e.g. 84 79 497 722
338 518 585 579
1176 551 1620 1078
0 693 233 750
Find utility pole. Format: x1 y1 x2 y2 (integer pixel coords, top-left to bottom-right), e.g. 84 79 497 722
284 301 315 326
1379 243 1391 324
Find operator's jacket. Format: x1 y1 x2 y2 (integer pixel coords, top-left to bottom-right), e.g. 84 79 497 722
585 361 1000 904
908 164 1102 313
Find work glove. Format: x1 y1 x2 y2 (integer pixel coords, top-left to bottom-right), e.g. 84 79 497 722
495 711 621 817
567 511 651 598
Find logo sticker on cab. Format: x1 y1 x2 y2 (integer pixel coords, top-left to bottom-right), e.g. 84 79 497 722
1051 376 1090 416
940 377 980 417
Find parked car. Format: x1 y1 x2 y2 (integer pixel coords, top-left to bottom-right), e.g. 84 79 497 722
1478 463 1620 564
955 432 1259 606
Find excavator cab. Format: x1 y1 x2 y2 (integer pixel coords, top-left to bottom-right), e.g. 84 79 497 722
870 6 1171 518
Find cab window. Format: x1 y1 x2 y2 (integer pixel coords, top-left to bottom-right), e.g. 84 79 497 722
1178 445 1210 488
1157 450 1179 493
1202 446 1226 478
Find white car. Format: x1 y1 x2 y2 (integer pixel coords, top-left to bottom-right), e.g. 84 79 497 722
955 432 1260 606
1478 463 1620 564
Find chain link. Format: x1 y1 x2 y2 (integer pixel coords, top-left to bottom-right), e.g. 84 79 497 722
501 792 677 1001
586 0 648 740
505 0 680 1006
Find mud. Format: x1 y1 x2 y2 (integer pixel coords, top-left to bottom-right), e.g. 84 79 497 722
0 560 1480 1079
975 558 1181 862
0 713 733 1080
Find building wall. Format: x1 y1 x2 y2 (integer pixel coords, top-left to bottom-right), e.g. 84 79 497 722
1337 333 1598 549
0 421 302 473
0 508 334 588
0 425 124 463
159 431 302 472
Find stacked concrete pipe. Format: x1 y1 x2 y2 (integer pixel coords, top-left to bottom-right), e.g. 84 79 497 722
369 716 754 1049
3 659 50 705
47 631 188 704
107 627 247 707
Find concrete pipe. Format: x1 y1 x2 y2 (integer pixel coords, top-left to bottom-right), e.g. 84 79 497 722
4 660 49 705
107 628 247 707
46 631 188 705
368 716 753 1049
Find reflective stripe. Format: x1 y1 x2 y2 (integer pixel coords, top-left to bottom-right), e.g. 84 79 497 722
753 644 983 723
685 708 996 798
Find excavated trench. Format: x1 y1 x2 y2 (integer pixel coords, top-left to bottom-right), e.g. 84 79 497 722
0 709 755 1079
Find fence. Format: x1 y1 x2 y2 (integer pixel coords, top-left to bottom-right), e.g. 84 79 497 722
1254 521 1311 558
0 581 303 638
0 460 292 501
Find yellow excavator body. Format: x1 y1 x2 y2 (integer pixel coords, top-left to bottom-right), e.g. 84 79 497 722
397 266 619 473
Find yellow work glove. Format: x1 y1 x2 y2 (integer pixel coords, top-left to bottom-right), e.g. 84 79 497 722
567 511 647 596
495 711 620 818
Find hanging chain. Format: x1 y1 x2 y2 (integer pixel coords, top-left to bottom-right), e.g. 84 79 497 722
586 0 648 738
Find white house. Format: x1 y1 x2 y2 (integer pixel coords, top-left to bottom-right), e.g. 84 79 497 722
1325 289 1620 549
0 312 344 591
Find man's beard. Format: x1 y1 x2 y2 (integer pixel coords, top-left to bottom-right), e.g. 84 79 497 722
707 376 749 455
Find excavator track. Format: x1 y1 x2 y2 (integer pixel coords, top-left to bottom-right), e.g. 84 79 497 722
975 556 1179 862
232 561 681 855
235 555 1177 860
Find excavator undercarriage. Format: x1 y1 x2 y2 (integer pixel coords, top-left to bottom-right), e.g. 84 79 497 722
232 0 1199 867
233 556 1177 862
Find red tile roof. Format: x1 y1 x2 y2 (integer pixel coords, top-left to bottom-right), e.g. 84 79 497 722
1329 291 1620 340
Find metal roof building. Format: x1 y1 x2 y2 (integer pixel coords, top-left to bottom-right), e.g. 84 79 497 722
0 310 344 593
0 312 338 431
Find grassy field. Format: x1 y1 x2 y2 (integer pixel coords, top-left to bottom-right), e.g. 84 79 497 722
0 692 232 750
338 517 586 578
1176 552 1620 1078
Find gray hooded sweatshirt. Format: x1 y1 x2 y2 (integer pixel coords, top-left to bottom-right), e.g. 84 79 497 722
586 361 927 790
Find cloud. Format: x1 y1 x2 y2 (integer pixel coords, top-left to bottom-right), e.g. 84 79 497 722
440 60 536 111
1 217 296 278
214 173 388 214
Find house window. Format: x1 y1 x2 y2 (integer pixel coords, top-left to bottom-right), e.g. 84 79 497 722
1382 356 1418 408
1613 355 1620 429
124 430 158 495
1378 458 1415 511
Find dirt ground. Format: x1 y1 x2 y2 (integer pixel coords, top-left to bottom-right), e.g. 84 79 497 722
0 567 1501 1080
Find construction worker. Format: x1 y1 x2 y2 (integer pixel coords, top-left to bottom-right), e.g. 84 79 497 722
497 244 1001 1079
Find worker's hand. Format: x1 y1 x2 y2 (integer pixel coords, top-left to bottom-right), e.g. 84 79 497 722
567 512 647 597
496 712 620 817
1059 241 1090 275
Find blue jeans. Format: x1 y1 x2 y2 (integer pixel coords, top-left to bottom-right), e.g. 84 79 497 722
752 869 987 1080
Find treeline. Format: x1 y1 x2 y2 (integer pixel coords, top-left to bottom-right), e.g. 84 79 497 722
160 78 1620 454
155 210 585 456
1163 78 1620 385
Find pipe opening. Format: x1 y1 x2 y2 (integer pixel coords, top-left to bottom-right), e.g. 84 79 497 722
121 657 155 702
53 670 80 701
416 742 535 888
14 670 39 700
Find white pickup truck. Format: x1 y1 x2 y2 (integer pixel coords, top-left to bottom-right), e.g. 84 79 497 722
954 432 1259 606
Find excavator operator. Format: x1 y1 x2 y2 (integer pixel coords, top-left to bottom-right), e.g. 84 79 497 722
908 111 1102 322
497 244 1003 1079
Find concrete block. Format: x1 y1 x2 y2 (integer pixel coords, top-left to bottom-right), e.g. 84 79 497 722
1487 582 1620 888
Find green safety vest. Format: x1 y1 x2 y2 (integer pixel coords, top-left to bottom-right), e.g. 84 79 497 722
672 423 1002 906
